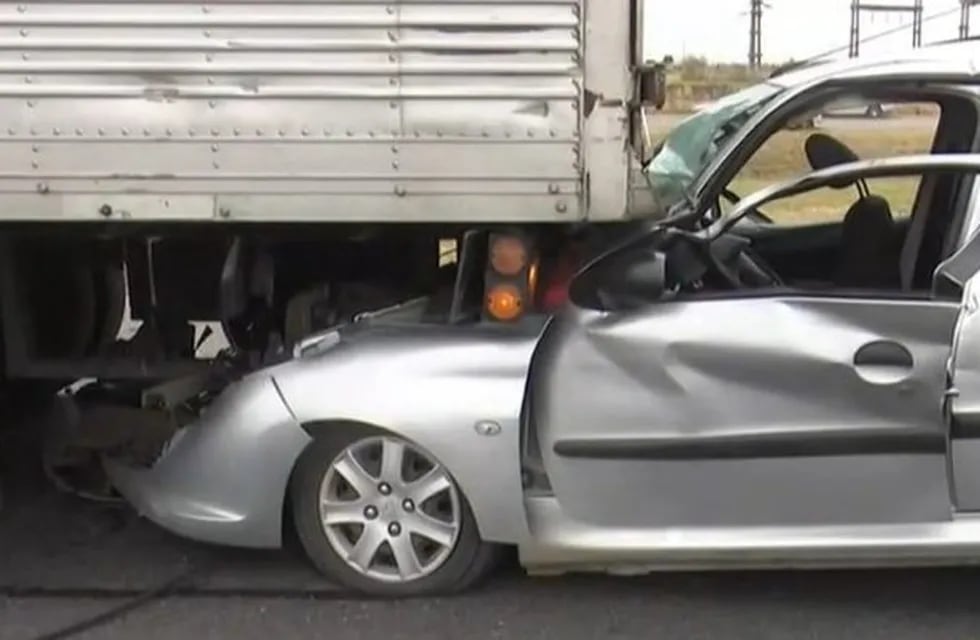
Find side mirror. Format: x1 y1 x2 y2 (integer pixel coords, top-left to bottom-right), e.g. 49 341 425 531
633 63 668 162
636 63 667 111
602 249 667 304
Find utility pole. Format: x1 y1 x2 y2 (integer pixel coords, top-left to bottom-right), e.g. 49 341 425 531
962 0 980 39
914 0 923 47
749 0 763 68
849 0 924 58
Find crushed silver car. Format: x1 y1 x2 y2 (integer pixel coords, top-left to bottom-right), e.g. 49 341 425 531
107 41 980 596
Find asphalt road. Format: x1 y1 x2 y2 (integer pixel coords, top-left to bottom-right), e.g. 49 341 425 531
12 568 980 640
5 485 980 640
9 558 980 640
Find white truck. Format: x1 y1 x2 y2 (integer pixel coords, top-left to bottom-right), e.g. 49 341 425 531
0 1 664 490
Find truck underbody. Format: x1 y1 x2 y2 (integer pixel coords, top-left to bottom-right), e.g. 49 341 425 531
2 223 456 382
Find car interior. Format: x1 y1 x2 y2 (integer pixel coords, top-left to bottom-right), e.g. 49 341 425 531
724 91 979 298
575 88 980 311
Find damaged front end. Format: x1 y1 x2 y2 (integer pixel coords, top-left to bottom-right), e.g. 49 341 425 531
39 342 305 548
100 368 310 549
84 296 433 546
47 349 246 477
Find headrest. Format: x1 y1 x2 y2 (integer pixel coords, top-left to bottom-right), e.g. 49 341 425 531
805 133 861 190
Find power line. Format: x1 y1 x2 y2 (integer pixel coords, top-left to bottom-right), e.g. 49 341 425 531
803 3 962 64
849 1 924 58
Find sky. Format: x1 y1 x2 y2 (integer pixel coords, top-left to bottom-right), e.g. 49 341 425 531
643 0 968 64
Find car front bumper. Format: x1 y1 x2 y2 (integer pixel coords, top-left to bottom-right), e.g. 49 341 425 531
104 373 312 549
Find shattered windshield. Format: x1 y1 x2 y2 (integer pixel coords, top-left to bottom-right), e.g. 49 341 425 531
644 82 784 216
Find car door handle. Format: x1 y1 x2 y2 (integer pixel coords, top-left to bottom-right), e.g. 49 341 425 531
853 340 914 384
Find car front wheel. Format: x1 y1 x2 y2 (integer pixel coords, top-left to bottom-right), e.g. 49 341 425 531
291 428 499 596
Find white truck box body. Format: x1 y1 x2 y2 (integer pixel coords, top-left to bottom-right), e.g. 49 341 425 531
0 1 649 222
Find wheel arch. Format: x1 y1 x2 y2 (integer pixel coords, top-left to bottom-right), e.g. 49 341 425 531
281 419 380 543
282 417 528 546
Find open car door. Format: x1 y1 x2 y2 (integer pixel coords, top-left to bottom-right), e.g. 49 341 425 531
530 155 980 534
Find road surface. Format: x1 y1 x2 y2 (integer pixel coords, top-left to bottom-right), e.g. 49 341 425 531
11 568 980 640
4 483 980 640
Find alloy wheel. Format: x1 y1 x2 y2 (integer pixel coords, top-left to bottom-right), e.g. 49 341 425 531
317 435 461 583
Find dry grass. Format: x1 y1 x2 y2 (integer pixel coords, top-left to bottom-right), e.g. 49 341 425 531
728 176 921 225
730 121 936 224
647 115 938 225
734 124 935 180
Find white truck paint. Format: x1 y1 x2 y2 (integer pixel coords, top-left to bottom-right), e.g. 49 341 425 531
0 0 653 223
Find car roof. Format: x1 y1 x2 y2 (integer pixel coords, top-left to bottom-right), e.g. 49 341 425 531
768 40 980 89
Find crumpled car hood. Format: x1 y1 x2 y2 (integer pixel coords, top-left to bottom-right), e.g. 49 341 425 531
267 317 550 425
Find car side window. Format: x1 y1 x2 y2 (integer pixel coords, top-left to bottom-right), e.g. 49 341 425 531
723 99 940 226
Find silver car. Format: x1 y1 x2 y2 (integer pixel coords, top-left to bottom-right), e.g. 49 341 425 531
108 41 980 596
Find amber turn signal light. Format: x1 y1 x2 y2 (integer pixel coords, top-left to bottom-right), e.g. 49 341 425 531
483 231 536 322
485 284 524 322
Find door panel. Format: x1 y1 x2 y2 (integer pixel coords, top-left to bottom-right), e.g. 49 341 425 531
532 296 958 528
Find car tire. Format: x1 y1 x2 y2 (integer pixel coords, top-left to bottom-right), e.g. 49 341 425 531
291 427 501 597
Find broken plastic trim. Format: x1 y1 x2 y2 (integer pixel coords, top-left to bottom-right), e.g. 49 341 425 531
293 328 341 359
292 296 433 359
